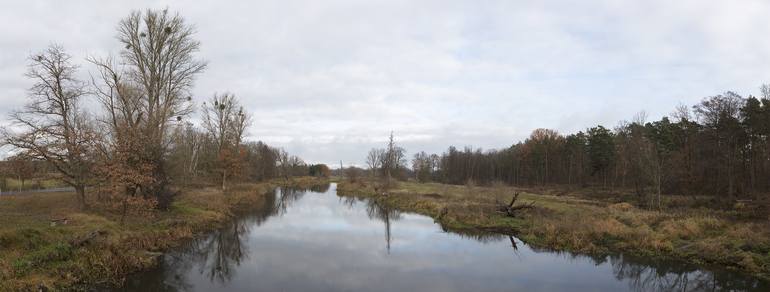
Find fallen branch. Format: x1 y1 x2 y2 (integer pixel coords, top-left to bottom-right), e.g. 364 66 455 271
509 235 518 250
497 192 535 217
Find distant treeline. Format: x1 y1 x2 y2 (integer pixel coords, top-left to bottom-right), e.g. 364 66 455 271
378 89 770 201
164 122 318 186
1 121 327 191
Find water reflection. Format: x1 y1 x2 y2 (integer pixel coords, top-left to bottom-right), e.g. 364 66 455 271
273 187 306 216
308 183 330 193
521 243 768 291
121 220 252 291
161 220 249 288
118 184 768 292
441 226 507 244
199 220 249 283
364 200 401 253
212 187 310 279
607 254 765 292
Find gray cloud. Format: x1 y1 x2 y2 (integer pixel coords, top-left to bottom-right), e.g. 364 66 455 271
2 0 770 165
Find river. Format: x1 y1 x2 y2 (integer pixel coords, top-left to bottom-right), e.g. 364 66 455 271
117 183 768 291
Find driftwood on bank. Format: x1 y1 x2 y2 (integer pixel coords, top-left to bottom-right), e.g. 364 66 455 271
498 192 535 217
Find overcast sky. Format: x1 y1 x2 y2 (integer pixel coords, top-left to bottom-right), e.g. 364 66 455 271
2 0 770 166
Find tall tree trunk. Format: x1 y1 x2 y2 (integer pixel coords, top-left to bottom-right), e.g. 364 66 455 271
603 171 608 189
75 185 87 209
222 170 227 191
543 151 548 185
728 142 736 197
656 164 662 210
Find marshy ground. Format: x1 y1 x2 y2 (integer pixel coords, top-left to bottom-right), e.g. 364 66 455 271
2 176 768 290
337 179 770 280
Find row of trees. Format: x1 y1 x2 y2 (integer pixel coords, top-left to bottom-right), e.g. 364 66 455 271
165 121 290 187
0 9 310 209
378 90 770 203
0 157 58 192
365 132 408 185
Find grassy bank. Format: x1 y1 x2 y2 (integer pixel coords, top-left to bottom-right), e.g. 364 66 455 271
0 176 328 291
337 180 770 279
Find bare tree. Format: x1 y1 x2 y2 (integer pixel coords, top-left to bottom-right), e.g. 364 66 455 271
230 103 251 148
384 132 396 186
278 150 290 179
345 165 362 183
6 154 36 192
412 151 434 182
366 148 384 177
202 93 250 190
276 150 306 179
90 9 206 206
168 122 206 185
2 45 94 207
381 132 406 187
202 93 237 155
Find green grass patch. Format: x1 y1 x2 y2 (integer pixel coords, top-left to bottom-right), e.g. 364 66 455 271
171 201 206 215
0 228 46 250
12 242 73 275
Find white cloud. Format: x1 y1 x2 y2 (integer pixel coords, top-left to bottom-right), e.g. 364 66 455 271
2 0 770 165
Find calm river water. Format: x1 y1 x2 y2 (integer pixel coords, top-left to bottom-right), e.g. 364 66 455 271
118 183 768 291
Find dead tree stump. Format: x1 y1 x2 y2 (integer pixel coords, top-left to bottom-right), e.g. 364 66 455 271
497 192 534 217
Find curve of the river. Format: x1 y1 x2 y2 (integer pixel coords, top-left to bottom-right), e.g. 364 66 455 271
117 183 769 292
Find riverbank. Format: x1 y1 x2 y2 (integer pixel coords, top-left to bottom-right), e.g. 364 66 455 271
337 180 770 280
0 176 328 291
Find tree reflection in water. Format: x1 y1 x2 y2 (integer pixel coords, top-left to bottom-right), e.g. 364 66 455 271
136 220 250 291
439 226 506 244
607 254 767 292
153 219 251 288
273 187 306 216
365 200 402 253
338 195 359 209
120 184 768 292
523 244 768 292
309 183 330 193
337 195 404 253
141 186 315 289
199 220 250 283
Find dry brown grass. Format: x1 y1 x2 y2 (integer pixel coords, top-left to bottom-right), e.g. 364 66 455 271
0 176 328 291
338 179 770 280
